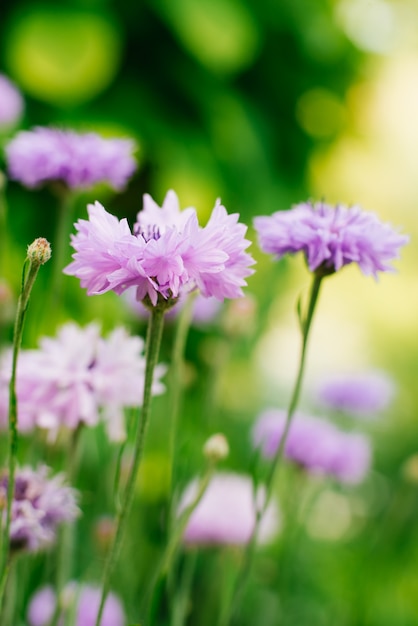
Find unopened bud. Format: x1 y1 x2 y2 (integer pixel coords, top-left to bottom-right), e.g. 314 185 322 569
27 238 51 265
203 433 229 462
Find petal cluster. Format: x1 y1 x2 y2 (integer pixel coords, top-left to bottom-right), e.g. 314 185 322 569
0 74 24 128
0 466 79 553
5 127 136 190
64 190 255 305
0 322 165 441
178 472 280 546
252 410 371 484
27 583 125 626
317 371 395 417
254 201 409 277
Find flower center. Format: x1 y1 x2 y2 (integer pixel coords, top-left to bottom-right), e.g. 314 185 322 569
134 224 161 242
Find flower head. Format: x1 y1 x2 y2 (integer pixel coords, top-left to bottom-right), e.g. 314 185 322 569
27 583 125 626
0 322 165 441
253 410 371 484
178 472 280 545
317 371 396 417
5 127 136 190
254 201 409 277
0 466 79 553
64 190 255 306
0 74 24 128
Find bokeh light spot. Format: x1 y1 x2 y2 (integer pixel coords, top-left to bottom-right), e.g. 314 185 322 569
296 88 346 138
157 0 259 74
5 8 122 106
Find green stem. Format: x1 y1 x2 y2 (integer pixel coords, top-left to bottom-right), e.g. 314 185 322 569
94 306 166 626
171 549 198 626
220 273 323 626
0 255 47 609
145 464 214 624
168 292 196 498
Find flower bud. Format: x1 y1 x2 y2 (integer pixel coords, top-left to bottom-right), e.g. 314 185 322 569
27 238 51 265
203 433 229 463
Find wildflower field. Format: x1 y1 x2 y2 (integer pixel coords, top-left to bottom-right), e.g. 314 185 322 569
1 1 418 625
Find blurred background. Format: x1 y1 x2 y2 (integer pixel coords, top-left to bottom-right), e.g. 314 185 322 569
1 0 418 624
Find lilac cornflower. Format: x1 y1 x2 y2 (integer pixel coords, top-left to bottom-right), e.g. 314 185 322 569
64 190 255 307
253 410 371 485
254 201 409 277
317 371 396 417
0 74 24 129
5 127 136 190
0 465 79 554
27 583 125 626
178 472 280 546
0 322 165 441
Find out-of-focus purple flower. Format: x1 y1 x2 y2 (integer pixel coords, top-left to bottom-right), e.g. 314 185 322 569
125 288 223 326
5 127 136 190
0 466 79 554
0 74 24 128
317 371 396 417
253 410 371 484
64 190 255 306
27 583 125 626
0 322 165 441
178 472 280 546
254 201 409 277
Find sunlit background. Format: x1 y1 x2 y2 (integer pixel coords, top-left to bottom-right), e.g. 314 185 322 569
1 0 418 624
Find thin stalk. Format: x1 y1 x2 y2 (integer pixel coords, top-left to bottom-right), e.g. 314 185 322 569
168 292 196 497
0 245 50 609
145 464 215 624
94 306 166 626
220 273 323 626
171 549 198 626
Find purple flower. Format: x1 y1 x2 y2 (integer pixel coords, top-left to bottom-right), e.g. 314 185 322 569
178 472 280 546
0 74 24 128
5 127 136 190
0 466 79 553
253 410 371 484
0 322 165 440
64 190 255 305
27 583 125 626
317 371 396 417
254 201 409 277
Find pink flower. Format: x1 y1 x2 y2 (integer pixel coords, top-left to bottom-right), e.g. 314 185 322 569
0 74 24 128
5 127 136 190
253 410 371 484
254 201 409 277
0 466 79 554
0 322 165 441
317 370 396 417
27 583 125 626
178 472 280 546
64 190 255 306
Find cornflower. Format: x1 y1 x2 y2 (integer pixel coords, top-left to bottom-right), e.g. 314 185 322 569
64 190 255 306
5 127 136 190
253 410 371 484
